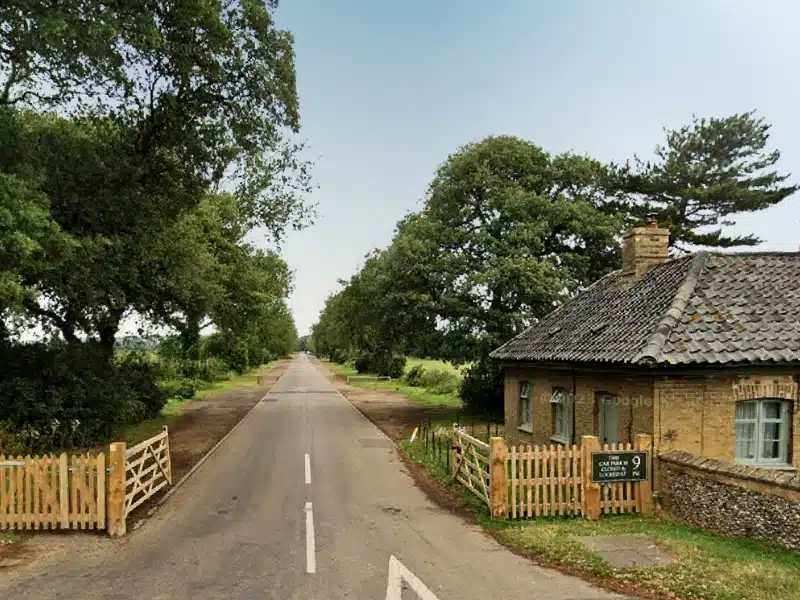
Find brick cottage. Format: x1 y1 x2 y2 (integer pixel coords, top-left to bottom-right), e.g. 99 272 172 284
490 221 800 549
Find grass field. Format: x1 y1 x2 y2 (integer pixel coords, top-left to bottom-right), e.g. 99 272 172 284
405 357 471 376
403 436 800 600
327 360 464 407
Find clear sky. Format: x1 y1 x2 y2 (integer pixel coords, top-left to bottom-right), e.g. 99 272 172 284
270 0 800 336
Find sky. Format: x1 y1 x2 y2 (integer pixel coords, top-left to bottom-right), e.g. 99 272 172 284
269 0 800 336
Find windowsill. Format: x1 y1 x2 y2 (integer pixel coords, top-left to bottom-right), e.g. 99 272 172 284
551 435 569 445
518 425 533 434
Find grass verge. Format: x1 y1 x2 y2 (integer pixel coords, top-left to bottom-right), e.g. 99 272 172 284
0 533 19 546
119 361 279 446
402 436 800 600
327 361 463 407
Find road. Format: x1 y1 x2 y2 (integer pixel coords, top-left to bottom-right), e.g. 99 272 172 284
0 356 624 599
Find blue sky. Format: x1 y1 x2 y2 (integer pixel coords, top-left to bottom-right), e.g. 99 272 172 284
271 1 800 336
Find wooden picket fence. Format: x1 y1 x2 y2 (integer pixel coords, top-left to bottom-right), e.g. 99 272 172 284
0 427 172 535
449 431 653 520
0 453 106 530
451 428 491 507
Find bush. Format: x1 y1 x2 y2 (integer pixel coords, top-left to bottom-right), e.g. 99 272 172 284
382 355 406 379
0 342 167 453
354 352 406 378
354 352 374 374
459 358 504 417
404 364 426 386
159 378 200 400
197 357 230 382
420 368 460 395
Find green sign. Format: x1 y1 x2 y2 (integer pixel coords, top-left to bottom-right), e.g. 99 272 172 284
591 451 648 483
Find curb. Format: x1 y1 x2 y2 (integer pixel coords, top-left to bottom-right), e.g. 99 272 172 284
145 364 287 517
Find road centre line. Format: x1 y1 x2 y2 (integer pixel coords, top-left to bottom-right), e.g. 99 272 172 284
305 453 311 484
305 502 316 574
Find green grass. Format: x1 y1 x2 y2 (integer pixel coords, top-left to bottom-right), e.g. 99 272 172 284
327 361 463 407
405 357 471 376
119 361 280 446
402 435 800 600
0 533 19 545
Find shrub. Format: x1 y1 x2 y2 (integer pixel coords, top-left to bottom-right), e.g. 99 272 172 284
196 357 230 382
459 358 504 417
404 364 426 386
355 352 405 378
160 378 200 400
420 369 460 395
354 352 374 374
0 341 167 453
381 355 406 379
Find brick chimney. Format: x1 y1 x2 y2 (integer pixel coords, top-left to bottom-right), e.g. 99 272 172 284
622 218 670 279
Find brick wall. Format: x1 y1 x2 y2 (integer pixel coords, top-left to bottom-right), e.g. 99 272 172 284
654 374 800 468
503 367 654 446
503 367 800 470
659 450 800 551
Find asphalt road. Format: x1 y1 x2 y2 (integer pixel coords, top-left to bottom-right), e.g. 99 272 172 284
0 356 623 599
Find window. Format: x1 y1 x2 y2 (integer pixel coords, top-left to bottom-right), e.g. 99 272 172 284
518 381 532 432
735 399 791 466
551 387 569 442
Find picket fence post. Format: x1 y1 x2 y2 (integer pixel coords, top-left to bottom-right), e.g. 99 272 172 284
582 435 601 520
489 437 508 519
107 441 127 536
635 433 654 515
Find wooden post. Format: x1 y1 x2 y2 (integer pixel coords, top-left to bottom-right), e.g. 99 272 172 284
162 426 172 485
107 442 127 536
489 437 508 519
58 453 69 529
582 435 601 520
635 433 654 515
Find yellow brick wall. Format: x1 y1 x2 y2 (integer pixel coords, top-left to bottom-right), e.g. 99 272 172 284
503 367 800 469
503 367 654 446
654 374 800 467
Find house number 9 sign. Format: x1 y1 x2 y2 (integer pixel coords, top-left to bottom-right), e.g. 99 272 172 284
590 451 649 483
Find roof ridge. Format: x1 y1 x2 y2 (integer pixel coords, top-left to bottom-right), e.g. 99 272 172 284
489 269 621 358
632 252 711 364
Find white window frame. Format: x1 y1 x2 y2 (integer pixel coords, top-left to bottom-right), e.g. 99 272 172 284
518 381 532 433
551 387 569 443
735 399 792 467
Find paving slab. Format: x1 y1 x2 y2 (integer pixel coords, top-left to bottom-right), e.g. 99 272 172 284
580 534 675 569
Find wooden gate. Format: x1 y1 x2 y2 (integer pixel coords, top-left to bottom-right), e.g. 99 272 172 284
451 427 491 508
0 453 106 530
123 426 172 518
450 433 653 520
1 426 172 534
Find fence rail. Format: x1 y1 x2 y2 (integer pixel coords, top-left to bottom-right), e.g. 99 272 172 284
0 453 106 530
0 426 173 535
440 431 653 521
507 443 583 518
452 427 490 507
124 427 171 518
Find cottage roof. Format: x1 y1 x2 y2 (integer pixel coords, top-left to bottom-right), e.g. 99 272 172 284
490 252 800 366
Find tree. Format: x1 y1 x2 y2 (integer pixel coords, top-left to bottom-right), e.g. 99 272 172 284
413 135 625 359
620 111 798 250
1 1 314 350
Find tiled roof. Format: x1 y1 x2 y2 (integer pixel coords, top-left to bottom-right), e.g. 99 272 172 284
490 252 800 366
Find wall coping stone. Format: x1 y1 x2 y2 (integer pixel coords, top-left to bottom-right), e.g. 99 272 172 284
660 450 800 492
